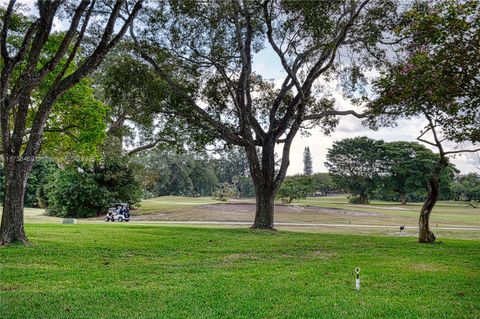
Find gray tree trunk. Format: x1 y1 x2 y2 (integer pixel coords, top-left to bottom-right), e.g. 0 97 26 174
247 138 278 230
0 159 32 245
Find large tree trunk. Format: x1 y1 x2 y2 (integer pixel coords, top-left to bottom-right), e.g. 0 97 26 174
400 193 406 205
0 160 32 245
418 158 448 243
252 184 275 229
247 138 278 230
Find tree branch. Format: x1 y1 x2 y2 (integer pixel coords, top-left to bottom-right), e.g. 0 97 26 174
444 148 480 156
131 29 248 147
36 1 90 80
0 0 15 62
304 109 369 121
127 137 175 155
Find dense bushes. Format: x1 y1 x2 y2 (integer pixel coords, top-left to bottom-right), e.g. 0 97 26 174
44 158 143 218
44 168 111 218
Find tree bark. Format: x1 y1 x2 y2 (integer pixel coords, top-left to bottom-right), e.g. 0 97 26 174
252 185 275 230
248 138 278 230
418 158 448 243
400 193 406 205
0 159 32 245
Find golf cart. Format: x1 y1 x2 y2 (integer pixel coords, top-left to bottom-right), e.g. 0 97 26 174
105 203 131 222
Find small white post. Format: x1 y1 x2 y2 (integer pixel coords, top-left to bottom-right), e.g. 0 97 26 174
355 267 360 290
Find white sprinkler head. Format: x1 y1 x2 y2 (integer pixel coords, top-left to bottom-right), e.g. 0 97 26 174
355 267 361 291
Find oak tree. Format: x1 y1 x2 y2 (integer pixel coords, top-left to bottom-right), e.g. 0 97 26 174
133 0 398 229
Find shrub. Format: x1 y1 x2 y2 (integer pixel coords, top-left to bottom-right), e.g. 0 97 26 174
45 157 143 218
277 175 315 204
347 195 367 204
213 182 238 201
45 168 111 218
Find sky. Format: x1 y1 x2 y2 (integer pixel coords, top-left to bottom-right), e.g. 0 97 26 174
253 47 479 175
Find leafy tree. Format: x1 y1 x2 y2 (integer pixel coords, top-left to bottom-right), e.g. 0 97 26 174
368 0 480 242
235 176 255 198
190 160 219 196
94 50 200 156
326 137 385 204
452 173 480 202
132 0 399 229
311 173 337 197
45 156 143 218
303 147 313 176
214 147 250 185
276 175 315 204
134 148 220 197
213 146 254 197
0 1 143 245
382 141 454 204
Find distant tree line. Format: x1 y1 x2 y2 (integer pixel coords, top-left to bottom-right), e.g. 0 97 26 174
133 147 254 199
1 136 475 219
277 137 477 205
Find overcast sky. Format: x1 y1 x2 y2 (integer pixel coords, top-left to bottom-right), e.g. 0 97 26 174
253 47 479 175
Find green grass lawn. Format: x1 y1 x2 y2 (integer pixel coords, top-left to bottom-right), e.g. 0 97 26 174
1 224 479 319
294 196 480 228
137 196 222 214
297 196 480 222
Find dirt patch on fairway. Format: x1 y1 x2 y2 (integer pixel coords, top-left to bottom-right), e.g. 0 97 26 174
196 203 380 217
130 202 381 222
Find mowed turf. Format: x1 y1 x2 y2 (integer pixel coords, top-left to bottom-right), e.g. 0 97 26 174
138 196 222 214
1 224 479 319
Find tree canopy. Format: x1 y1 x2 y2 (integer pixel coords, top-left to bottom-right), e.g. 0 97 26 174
368 0 480 147
326 136 385 204
367 0 480 242
131 0 400 229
